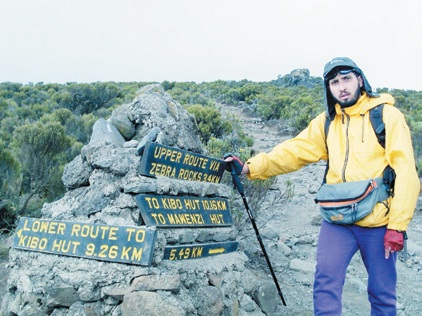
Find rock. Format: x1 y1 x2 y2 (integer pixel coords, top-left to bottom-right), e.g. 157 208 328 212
130 274 181 294
253 281 279 315
195 286 224 315
123 139 138 148
240 269 260 294
407 239 422 257
240 293 258 312
289 258 315 273
89 117 126 148
136 126 160 156
46 283 79 308
130 83 203 153
109 105 136 140
90 147 138 176
276 68 322 88
62 154 92 190
277 240 292 256
121 291 184 316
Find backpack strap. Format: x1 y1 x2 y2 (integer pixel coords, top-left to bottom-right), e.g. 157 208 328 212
324 116 331 141
369 104 385 148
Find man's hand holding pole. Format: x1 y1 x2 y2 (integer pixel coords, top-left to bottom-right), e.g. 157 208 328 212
223 154 248 175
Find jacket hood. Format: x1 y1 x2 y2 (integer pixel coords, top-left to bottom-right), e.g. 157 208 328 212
334 92 394 116
323 57 379 120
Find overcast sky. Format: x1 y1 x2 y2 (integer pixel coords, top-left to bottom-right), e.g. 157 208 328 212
1 0 421 90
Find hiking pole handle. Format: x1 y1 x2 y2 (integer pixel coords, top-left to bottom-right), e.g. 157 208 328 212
230 165 245 195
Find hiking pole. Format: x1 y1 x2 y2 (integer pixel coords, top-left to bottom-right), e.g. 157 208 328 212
228 162 287 306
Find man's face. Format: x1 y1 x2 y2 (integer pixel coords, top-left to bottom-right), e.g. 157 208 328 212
328 71 363 107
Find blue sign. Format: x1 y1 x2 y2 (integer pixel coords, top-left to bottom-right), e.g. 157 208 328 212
135 194 234 227
163 241 239 260
12 217 157 266
138 142 226 183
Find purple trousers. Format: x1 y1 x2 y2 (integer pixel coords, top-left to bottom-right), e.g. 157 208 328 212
313 220 397 316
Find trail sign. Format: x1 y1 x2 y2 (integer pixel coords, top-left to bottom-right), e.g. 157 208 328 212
135 194 234 227
12 217 157 266
138 142 226 183
163 241 239 261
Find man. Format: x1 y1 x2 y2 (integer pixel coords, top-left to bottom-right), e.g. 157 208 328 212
225 57 420 315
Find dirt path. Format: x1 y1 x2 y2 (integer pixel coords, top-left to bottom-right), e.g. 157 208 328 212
218 103 289 153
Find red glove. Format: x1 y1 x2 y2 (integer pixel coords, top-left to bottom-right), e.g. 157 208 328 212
222 153 244 175
384 229 405 259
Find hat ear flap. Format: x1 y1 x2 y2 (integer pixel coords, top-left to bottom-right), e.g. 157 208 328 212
324 82 337 120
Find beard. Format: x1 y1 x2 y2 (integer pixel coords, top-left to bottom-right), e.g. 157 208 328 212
334 89 362 108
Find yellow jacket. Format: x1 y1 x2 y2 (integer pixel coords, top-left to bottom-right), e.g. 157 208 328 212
246 93 420 231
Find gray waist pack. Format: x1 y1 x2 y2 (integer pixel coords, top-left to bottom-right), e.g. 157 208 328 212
314 177 390 225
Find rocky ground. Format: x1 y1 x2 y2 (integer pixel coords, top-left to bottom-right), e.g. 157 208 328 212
1 102 421 315
0 233 11 308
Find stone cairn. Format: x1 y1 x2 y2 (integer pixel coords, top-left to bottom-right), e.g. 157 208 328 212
1 85 281 316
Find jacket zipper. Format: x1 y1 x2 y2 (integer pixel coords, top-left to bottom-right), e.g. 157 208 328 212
341 109 350 182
